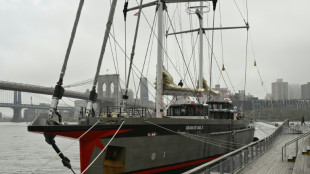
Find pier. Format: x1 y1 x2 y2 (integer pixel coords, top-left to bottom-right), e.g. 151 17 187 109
184 120 310 174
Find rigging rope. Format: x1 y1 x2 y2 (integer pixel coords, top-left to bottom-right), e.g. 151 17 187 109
29 120 100 174
133 11 158 106
110 0 120 75
233 0 247 25
243 0 249 111
124 0 144 100
166 11 201 102
203 33 230 93
81 120 125 174
145 120 240 150
109 28 198 100
208 7 216 101
129 0 198 94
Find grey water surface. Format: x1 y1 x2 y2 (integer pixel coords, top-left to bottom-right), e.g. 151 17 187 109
0 122 80 174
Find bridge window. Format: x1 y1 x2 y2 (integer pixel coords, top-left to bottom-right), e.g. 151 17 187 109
111 82 114 94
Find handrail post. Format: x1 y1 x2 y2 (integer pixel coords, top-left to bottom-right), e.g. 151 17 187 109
296 140 298 156
282 147 283 161
230 156 234 173
220 160 223 174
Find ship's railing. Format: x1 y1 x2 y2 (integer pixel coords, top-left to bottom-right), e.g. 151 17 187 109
183 120 289 174
97 106 152 118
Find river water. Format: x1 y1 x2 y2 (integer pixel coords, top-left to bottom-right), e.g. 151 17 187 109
0 122 80 174
0 121 283 174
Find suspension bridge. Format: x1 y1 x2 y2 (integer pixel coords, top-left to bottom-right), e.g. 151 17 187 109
0 74 153 121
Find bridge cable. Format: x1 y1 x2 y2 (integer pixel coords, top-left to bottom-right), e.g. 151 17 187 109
81 120 125 174
29 120 100 174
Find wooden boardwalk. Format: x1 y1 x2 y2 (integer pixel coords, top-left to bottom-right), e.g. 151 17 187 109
238 133 300 174
292 154 310 174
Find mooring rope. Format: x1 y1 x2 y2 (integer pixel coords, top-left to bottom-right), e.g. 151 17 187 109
81 120 125 174
29 120 100 174
145 120 239 150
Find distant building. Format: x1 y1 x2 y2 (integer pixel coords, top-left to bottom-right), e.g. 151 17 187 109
265 93 272 100
24 109 36 122
288 84 301 99
213 84 231 100
272 79 288 100
301 82 310 99
140 77 149 103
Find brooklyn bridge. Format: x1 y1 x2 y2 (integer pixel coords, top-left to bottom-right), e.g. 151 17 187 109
0 76 309 122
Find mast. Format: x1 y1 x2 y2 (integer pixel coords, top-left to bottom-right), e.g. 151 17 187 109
198 1 204 103
156 0 165 118
85 0 118 117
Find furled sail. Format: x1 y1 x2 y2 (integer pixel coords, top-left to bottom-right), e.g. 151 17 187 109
155 67 219 96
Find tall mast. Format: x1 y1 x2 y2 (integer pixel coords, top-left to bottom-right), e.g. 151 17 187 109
85 0 118 117
198 1 204 103
156 0 164 118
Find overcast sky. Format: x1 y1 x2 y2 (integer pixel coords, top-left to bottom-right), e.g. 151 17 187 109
0 0 310 108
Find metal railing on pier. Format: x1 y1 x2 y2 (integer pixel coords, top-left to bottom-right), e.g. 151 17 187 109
183 120 289 174
282 128 310 161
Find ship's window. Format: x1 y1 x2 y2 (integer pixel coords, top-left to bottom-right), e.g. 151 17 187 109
203 107 208 115
195 106 203 116
180 108 186 116
174 108 180 116
186 106 193 116
219 104 222 109
167 108 172 116
213 104 217 109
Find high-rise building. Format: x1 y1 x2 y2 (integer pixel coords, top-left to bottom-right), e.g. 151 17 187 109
301 82 310 99
288 84 301 99
271 79 288 100
139 77 149 103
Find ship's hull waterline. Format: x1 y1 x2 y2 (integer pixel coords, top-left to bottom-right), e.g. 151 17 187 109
28 116 254 174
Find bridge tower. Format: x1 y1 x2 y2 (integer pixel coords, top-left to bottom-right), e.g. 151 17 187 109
12 91 22 121
97 74 120 107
